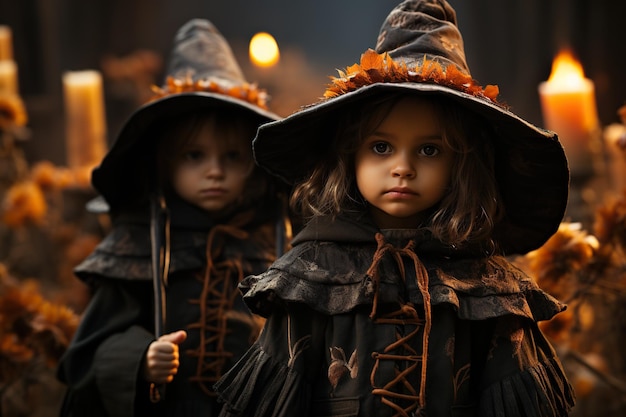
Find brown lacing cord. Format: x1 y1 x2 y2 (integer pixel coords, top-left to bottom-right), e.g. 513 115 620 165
367 233 432 417
186 218 250 396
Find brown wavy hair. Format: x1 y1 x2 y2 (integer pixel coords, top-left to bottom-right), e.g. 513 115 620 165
290 91 504 249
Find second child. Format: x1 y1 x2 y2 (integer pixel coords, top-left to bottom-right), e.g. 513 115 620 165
57 19 288 417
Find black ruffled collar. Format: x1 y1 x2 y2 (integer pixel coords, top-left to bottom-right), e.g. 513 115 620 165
292 211 486 260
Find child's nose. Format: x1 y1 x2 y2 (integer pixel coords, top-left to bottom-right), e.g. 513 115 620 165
205 157 225 177
391 154 416 178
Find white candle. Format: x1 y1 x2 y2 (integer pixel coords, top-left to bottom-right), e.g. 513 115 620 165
538 50 599 177
0 60 18 94
0 25 13 61
62 70 107 171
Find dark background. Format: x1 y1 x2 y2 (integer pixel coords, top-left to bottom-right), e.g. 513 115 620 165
1 0 624 166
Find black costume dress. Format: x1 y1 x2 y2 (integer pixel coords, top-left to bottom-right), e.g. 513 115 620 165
57 198 279 417
215 212 575 417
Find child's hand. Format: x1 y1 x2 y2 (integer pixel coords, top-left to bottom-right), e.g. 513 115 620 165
143 330 187 384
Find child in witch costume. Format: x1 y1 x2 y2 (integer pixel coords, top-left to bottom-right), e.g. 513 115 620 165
214 1 575 416
56 19 288 417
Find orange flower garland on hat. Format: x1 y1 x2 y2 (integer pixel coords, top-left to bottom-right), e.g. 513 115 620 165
324 49 500 104
149 75 270 109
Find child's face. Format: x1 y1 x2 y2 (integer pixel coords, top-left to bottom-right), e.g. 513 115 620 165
169 122 252 215
355 96 454 229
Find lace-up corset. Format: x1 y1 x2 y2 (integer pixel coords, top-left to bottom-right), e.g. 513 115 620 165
367 232 432 417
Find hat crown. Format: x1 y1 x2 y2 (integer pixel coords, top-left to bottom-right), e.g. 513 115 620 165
375 0 469 74
166 18 246 88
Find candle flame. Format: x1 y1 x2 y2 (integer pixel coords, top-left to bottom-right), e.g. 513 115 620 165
547 50 588 90
249 32 280 68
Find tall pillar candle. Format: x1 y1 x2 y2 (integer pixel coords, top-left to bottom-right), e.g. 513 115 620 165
538 50 599 178
62 70 107 170
0 25 13 61
0 60 18 94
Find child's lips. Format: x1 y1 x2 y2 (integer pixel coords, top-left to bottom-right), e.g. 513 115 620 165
385 187 417 197
200 188 227 196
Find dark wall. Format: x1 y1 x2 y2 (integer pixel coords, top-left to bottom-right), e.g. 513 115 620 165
454 0 626 128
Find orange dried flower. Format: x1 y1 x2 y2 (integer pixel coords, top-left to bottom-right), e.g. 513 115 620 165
31 161 93 190
1 181 47 227
30 161 59 189
149 75 269 109
538 307 574 344
0 93 28 129
525 222 598 299
323 49 501 105
0 271 79 383
593 192 626 248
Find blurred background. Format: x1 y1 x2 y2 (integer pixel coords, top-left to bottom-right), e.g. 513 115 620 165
1 0 624 164
1 1 626 416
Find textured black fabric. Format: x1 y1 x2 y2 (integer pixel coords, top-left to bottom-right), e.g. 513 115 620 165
214 214 575 417
57 199 279 417
376 0 469 71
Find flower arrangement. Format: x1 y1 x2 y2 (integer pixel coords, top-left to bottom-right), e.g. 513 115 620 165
0 263 79 415
515 191 626 413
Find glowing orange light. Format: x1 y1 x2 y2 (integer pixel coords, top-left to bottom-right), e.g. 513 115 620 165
547 50 588 90
249 32 280 68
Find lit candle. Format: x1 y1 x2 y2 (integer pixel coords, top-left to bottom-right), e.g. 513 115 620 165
538 50 599 177
0 60 18 94
0 25 13 61
62 70 107 172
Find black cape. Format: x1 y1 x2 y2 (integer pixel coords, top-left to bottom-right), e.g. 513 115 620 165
57 199 279 417
215 213 575 417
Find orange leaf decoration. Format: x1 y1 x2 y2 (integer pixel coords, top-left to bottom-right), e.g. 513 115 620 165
323 49 501 106
1 181 47 228
148 75 270 109
484 85 500 102
0 93 28 129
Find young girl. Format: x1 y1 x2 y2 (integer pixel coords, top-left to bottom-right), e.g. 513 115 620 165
56 19 288 417
214 1 575 416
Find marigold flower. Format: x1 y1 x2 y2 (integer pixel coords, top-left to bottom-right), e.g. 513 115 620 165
538 307 574 344
0 93 28 128
1 181 47 227
525 222 598 299
594 193 626 248
0 271 79 383
30 160 59 189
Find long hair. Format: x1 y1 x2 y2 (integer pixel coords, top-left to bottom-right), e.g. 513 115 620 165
290 92 503 249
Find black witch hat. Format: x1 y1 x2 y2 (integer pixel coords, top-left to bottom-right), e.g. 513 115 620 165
91 19 281 211
252 0 569 255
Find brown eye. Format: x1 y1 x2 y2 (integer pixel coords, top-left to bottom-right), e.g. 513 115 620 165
372 142 392 154
183 150 203 161
419 145 440 156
